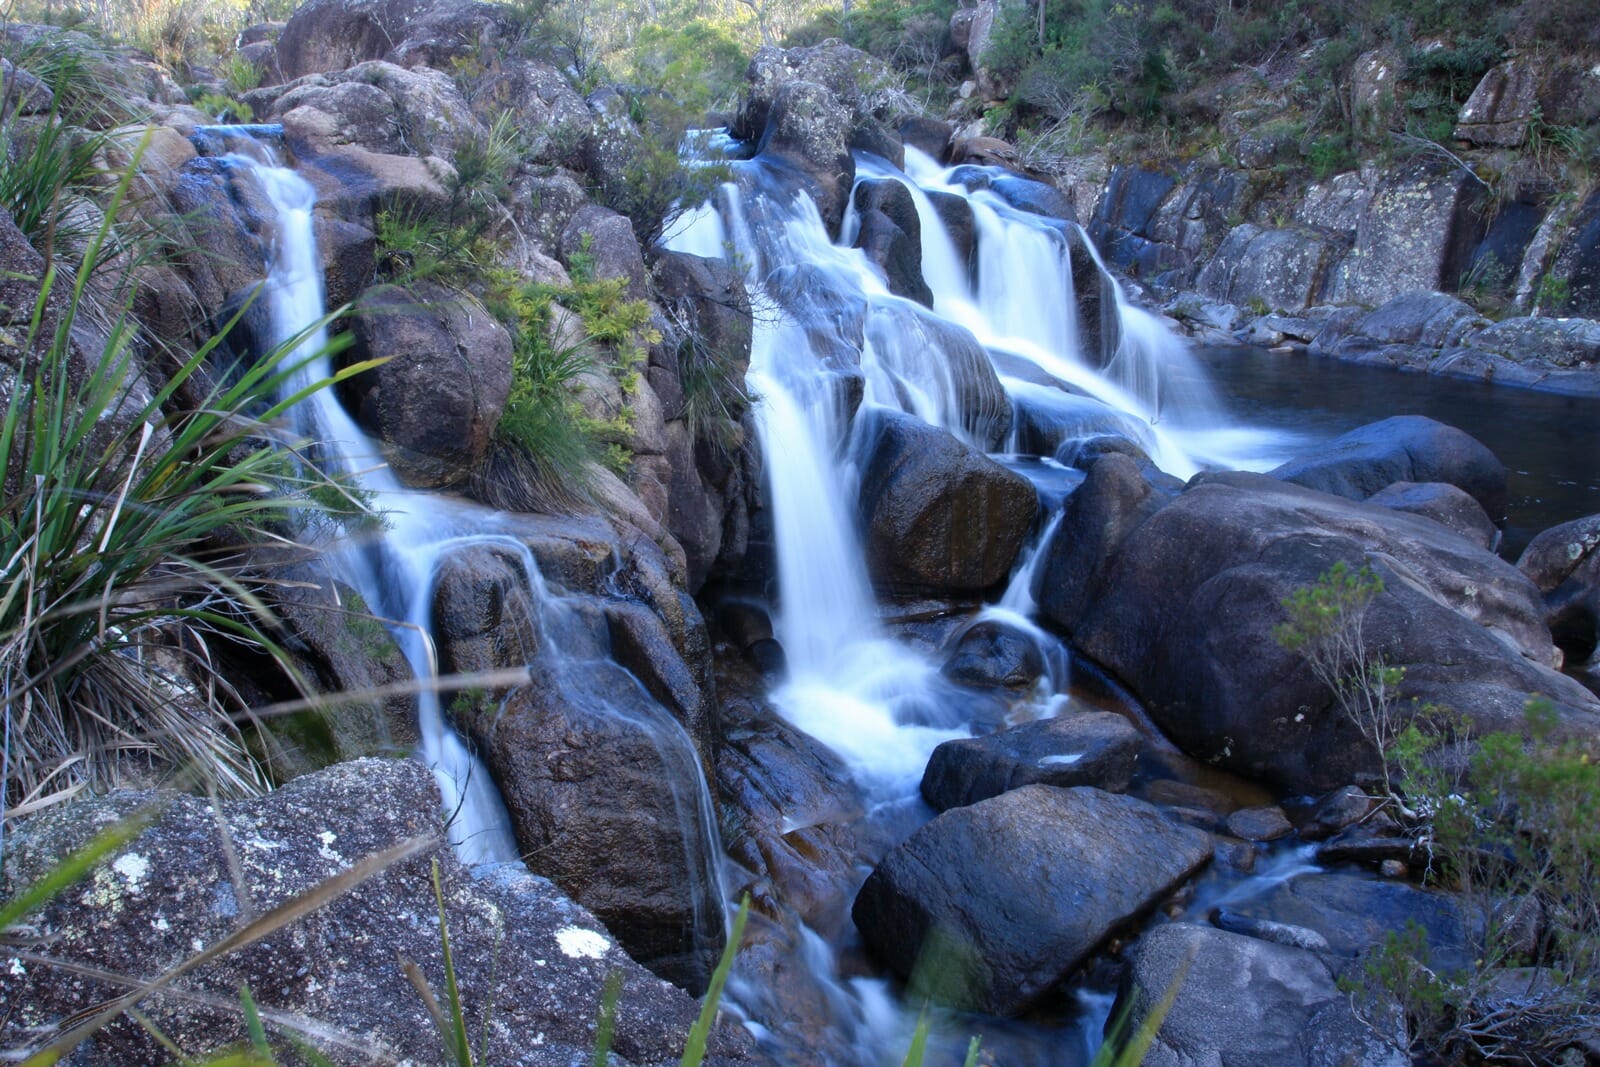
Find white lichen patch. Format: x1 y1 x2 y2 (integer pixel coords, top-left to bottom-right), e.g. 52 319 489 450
152 916 170 932
8 957 25 977
317 831 343 863
1037 753 1083 766
112 852 151 893
554 926 610 959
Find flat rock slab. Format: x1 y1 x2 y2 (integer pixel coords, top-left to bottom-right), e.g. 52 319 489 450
0 758 760 1066
1120 923 1407 1067
852 785 1212 1015
1217 871 1472 973
920 712 1142 811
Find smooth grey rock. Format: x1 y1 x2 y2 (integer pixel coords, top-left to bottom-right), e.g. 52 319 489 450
1269 414 1507 521
1366 481 1500 551
1119 924 1407 1067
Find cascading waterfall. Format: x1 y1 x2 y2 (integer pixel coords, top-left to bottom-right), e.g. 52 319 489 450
239 145 726 952
667 136 1306 1062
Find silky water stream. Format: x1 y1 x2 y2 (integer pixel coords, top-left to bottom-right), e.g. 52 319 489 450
230 121 1319 1065
215 139 727 970
661 146 1316 1063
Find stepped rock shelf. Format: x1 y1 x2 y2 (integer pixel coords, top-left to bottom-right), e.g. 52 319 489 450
3 7 1599 1067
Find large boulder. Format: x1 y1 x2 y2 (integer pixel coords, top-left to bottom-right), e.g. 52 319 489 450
855 408 1036 593
919 712 1143 811
852 178 932 306
852 785 1212 1015
344 281 513 487
1118 924 1407 1067
1033 452 1176 627
272 0 418 81
1309 291 1489 375
755 80 854 233
460 655 726 992
1195 223 1340 313
1518 514 1600 670
272 0 514 82
0 759 758 1066
733 41 908 166
1269 414 1508 521
1037 468 1600 793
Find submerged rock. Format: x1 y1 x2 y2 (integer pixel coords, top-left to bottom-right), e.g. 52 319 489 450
852 785 1212 1015
0 758 759 1065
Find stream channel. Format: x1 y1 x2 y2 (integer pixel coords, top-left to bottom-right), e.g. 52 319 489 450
220 122 1600 1066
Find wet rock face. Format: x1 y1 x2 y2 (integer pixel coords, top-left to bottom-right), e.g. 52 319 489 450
1039 469 1600 794
852 785 1213 1016
854 408 1037 594
344 280 513 487
852 178 932 307
0 759 759 1066
1518 514 1600 669
1269 414 1508 521
464 658 727 994
756 80 855 232
919 712 1143 811
1120 924 1409 1067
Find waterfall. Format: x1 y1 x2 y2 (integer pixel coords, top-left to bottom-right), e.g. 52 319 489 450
243 149 726 963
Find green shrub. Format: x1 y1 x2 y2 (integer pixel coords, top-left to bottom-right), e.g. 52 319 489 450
1274 562 1405 795
1357 701 1600 1062
0 145 374 810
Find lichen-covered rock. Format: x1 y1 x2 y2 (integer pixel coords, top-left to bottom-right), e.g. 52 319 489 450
1518 514 1600 671
1196 223 1340 313
255 61 481 158
0 758 760 1066
852 786 1213 1015
1322 164 1487 308
1118 924 1408 1067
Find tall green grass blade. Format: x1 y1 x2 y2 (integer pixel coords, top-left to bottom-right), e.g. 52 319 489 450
431 859 473 1067
678 894 750 1067
239 983 270 1055
591 971 623 1067
899 1009 931 1067
961 1035 982 1067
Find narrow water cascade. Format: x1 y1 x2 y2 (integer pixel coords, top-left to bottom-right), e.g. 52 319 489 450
239 146 728 966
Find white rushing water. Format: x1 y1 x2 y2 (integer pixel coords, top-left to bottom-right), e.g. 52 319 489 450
664 138 1311 1061
248 154 726 951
